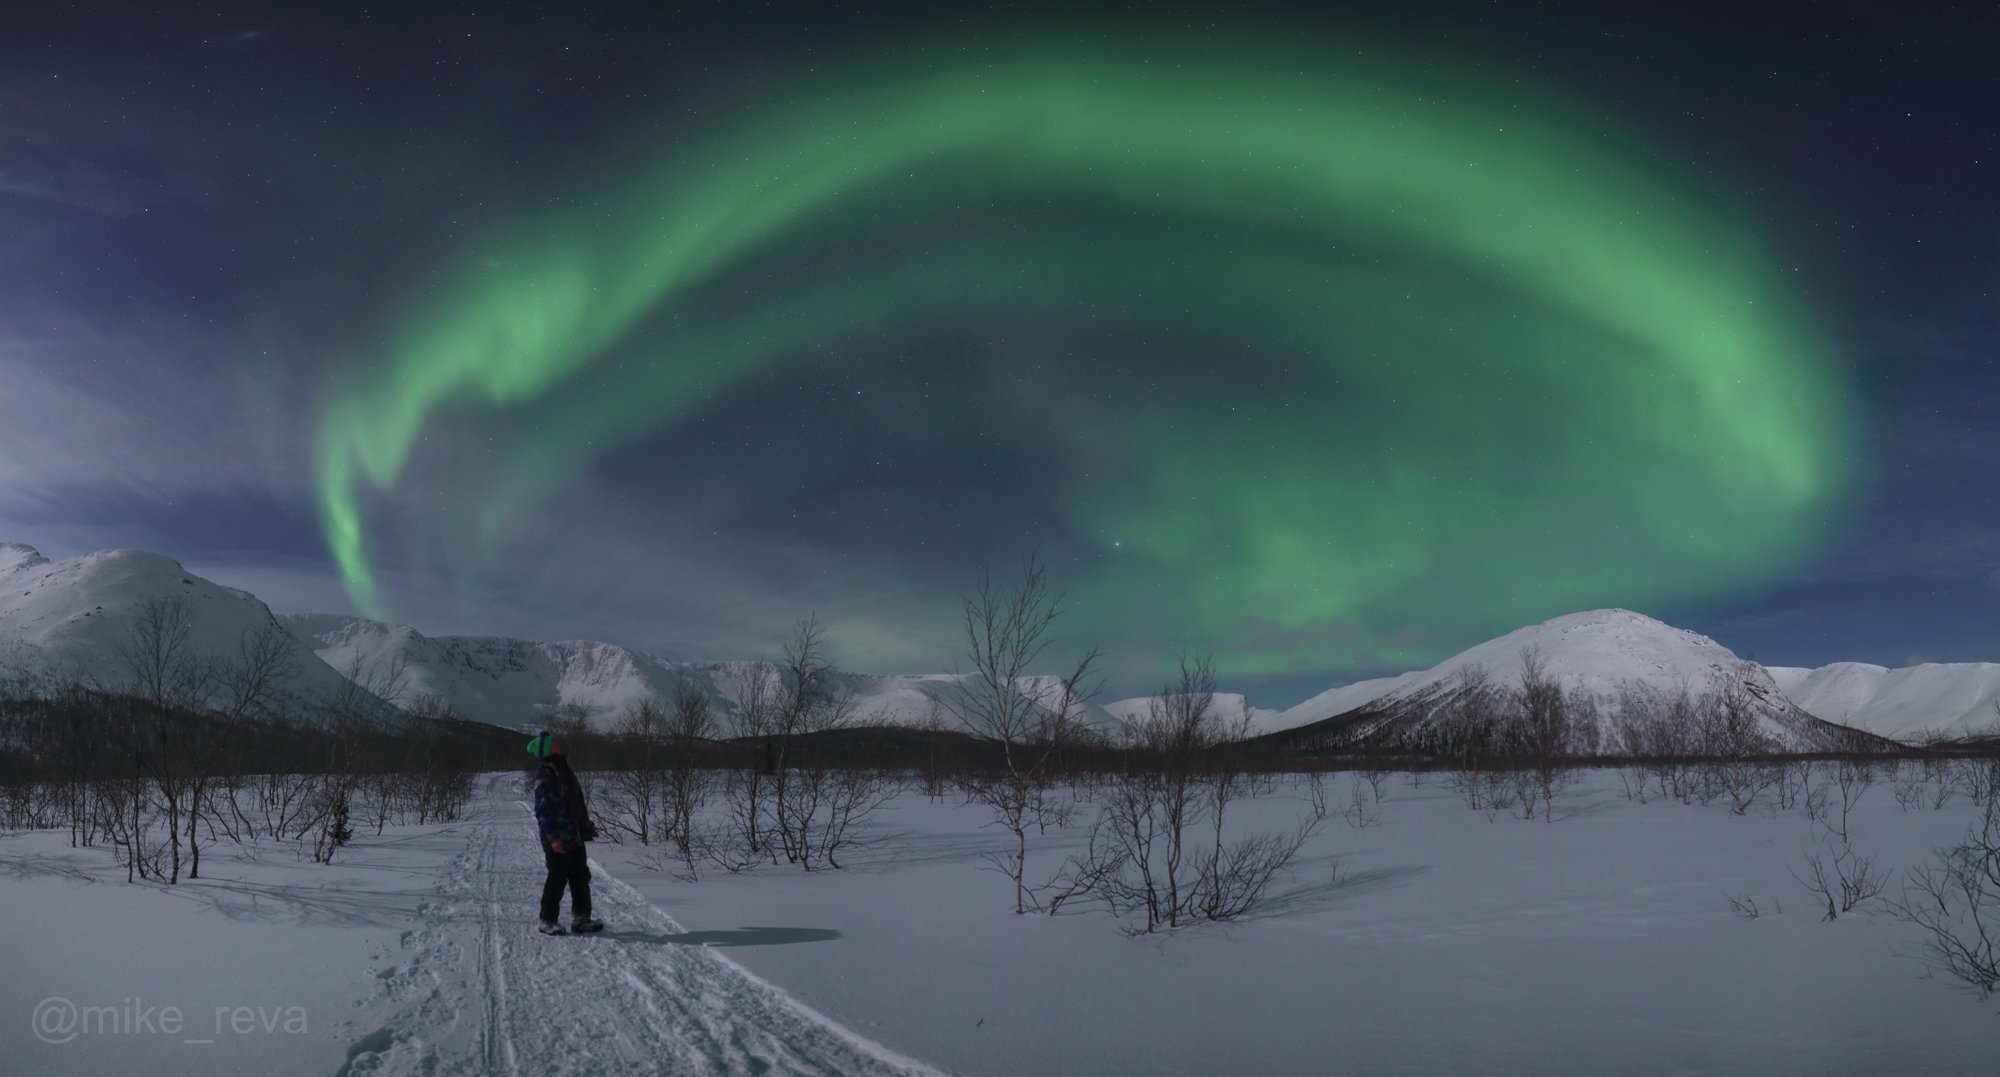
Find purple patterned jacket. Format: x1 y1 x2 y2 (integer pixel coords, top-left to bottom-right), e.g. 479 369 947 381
531 758 595 851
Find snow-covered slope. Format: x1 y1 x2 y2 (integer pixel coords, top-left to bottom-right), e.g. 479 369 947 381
0 544 391 724
283 616 1124 735
1260 609 1885 754
1102 693 1286 734
1768 661 2000 742
283 614 687 728
1272 672 1427 732
1395 608 1757 703
1764 666 1812 695
6 539 1950 750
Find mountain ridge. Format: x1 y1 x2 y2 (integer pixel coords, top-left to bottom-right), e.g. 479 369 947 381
0 540 1983 747
1249 608 1890 755
0 544 398 725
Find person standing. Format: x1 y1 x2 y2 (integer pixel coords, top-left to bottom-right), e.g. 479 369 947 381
527 730 604 935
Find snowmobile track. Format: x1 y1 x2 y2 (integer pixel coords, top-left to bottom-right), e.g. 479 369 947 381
339 774 941 1076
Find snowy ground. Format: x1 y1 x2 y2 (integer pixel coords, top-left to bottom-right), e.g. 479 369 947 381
5 768 2000 1075
1 774 933 1077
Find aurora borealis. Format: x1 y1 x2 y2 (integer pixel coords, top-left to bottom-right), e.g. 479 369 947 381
5 3 1995 697
311 42 1848 676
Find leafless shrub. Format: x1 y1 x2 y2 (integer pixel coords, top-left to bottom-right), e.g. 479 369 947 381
1477 769 1517 823
1031 785 1084 833
1804 782 1830 825
1616 764 1650 803
714 768 773 875
814 767 900 870
1442 667 1501 811
306 773 358 865
722 667 781 865
1895 799 2000 996
1342 777 1380 828
1726 892 1762 920
1508 648 1569 824
256 771 319 840
1840 853 1887 914
916 704 957 803
770 617 836 869
1446 768 1482 813
1953 759 2000 808
1044 819 1129 915
1361 761 1390 803
1060 656 1316 931
1895 765 1927 812
1188 822 1315 922
1511 767 1544 822
663 680 716 873
1825 761 1874 845
599 697 667 846
1775 759 1811 812
698 618 901 874
1793 842 1886 921
1703 664 1776 817
1305 771 1329 822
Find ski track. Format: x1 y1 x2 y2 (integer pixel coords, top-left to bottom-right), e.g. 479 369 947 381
340 774 943 1076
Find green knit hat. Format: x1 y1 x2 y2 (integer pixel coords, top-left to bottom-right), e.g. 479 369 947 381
526 730 556 759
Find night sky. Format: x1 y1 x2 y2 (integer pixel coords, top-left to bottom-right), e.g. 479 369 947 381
2 1 1994 702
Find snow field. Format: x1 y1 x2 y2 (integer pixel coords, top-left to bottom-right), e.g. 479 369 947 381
6 766 2000 1076
604 766 2000 1075
2 774 936 1076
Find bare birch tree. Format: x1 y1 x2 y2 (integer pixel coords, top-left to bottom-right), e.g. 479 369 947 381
1511 648 1569 824
941 555 1100 914
187 622 293 876
665 679 715 871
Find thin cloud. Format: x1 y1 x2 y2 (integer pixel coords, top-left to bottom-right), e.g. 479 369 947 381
0 107 209 216
0 315 272 505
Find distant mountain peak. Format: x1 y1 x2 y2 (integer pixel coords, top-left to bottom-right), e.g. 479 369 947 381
0 542 397 726
0 543 50 576
1258 606 1889 755
6 541 1987 748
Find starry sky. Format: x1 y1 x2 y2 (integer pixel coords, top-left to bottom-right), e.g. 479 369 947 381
1 1 1994 703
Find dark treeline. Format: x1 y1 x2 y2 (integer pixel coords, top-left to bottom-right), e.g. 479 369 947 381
0 680 505 881
0 682 527 785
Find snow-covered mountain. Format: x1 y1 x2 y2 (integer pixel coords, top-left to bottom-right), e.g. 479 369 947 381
1102 693 1287 734
1268 672 1427 734
1766 662 2000 742
282 614 687 728
2 540 1965 750
1257 609 1888 754
281 614 1125 735
0 543 395 724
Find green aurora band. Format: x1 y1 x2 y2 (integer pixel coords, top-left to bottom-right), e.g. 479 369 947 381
314 45 1849 676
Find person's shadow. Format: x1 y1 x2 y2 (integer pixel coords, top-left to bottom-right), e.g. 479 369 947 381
607 926 841 948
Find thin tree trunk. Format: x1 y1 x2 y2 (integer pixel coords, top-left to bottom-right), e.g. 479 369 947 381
187 785 201 879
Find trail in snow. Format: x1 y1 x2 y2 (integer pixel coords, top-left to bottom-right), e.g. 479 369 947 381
340 775 942 1076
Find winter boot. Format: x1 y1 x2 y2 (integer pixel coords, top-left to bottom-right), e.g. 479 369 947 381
538 920 569 936
572 915 604 934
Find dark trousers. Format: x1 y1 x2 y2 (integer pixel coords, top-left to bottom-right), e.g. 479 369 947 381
540 844 591 923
